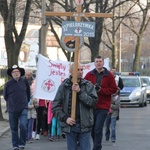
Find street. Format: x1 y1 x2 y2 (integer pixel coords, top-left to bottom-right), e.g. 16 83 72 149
0 104 150 150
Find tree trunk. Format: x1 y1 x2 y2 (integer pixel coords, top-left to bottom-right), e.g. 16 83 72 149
90 18 104 61
112 36 118 68
133 35 142 71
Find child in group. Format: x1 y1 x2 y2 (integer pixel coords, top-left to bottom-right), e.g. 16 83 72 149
35 99 48 140
105 94 120 143
48 100 61 141
27 97 38 143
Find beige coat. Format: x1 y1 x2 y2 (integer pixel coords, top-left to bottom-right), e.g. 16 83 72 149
27 98 38 119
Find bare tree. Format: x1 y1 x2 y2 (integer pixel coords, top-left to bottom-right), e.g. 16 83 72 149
103 0 138 69
33 0 114 61
0 0 32 120
32 0 150 71
122 0 150 71
0 0 32 68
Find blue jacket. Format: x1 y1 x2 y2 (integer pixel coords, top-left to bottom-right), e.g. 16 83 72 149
3 77 30 113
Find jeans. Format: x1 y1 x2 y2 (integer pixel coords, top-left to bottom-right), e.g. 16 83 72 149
105 114 111 141
9 109 28 148
27 118 34 141
110 117 117 141
92 109 108 150
65 122 92 150
105 114 117 141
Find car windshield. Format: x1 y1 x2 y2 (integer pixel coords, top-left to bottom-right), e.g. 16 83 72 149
122 78 140 87
141 78 150 86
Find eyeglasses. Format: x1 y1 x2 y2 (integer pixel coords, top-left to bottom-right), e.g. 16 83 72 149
78 69 83 71
12 71 20 74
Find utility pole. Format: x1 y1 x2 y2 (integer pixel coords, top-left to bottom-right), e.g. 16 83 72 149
118 0 122 72
39 0 47 56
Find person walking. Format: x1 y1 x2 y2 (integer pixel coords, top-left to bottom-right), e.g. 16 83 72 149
25 69 34 86
110 67 124 121
52 63 98 150
3 65 30 150
84 56 118 150
104 67 124 143
48 100 61 141
35 99 48 140
27 97 38 143
105 94 120 143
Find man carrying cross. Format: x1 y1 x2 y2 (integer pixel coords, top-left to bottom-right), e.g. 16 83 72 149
45 1 113 149
52 63 98 150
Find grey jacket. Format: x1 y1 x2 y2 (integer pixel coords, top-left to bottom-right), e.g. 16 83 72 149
111 95 120 118
52 77 98 133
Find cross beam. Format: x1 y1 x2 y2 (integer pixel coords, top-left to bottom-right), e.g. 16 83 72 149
45 12 113 18
45 3 113 119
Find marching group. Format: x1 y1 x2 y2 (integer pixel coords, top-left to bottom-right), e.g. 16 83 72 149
3 55 124 150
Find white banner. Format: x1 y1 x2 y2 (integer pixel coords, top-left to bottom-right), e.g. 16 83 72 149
34 54 109 100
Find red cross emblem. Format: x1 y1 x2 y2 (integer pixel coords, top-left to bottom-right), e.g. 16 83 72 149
45 80 54 91
75 0 83 5
76 27 81 33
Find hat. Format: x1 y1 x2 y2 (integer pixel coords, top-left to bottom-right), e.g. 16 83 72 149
7 65 25 77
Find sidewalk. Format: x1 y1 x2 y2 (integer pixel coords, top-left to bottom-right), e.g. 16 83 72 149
0 97 9 137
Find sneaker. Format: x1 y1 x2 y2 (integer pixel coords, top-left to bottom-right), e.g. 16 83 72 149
19 145 25 149
28 138 33 143
35 134 40 140
32 131 36 139
56 135 61 141
111 140 115 143
49 136 55 142
61 133 66 139
13 147 19 150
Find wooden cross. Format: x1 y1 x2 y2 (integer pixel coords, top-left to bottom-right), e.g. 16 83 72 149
45 0 113 119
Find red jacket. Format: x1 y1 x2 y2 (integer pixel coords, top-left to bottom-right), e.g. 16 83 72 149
84 68 118 110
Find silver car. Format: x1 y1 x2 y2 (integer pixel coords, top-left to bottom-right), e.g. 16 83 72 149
140 76 150 103
120 76 147 107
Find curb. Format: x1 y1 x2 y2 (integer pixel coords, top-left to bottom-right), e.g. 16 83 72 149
0 125 10 137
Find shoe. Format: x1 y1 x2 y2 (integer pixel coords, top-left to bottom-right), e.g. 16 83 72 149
48 134 51 139
43 131 48 136
32 131 36 139
49 136 55 142
13 147 19 150
56 135 61 141
28 138 33 143
19 145 25 149
61 133 66 139
35 134 40 140
111 140 115 143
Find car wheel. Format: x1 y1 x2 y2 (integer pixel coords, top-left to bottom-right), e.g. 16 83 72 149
139 102 144 107
144 101 147 107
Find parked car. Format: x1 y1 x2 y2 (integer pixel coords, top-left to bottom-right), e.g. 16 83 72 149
120 75 147 107
140 76 150 103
